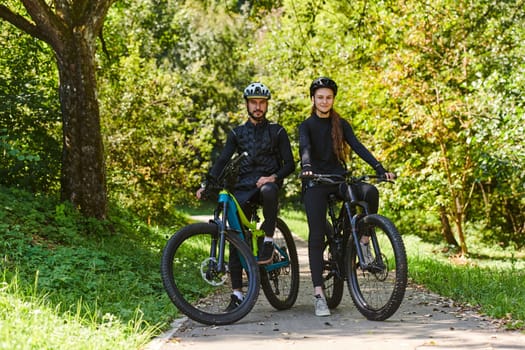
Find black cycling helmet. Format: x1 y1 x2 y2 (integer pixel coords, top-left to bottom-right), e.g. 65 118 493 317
243 82 271 100
310 77 338 97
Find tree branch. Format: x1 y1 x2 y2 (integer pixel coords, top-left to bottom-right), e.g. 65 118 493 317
0 4 46 41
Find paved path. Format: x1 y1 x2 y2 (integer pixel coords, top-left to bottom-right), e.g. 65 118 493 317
148 216 524 350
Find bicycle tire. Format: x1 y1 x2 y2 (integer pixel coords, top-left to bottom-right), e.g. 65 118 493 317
322 223 344 309
260 218 300 310
161 222 260 325
345 214 407 321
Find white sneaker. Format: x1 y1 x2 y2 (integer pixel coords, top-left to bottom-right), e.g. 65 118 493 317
314 295 331 317
360 242 374 265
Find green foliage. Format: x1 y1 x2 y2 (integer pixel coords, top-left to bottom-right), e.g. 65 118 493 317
97 1 258 223
2 0 525 340
2 0 524 248
0 185 190 346
0 22 61 192
252 0 525 249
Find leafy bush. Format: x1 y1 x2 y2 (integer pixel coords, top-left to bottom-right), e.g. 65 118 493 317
0 22 61 193
0 185 189 340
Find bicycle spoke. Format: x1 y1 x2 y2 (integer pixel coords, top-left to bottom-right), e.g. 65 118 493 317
347 214 407 321
170 231 235 313
260 218 299 310
161 223 260 325
354 253 397 310
322 245 344 309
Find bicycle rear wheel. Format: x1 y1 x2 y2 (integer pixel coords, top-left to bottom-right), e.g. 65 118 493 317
260 218 300 310
322 223 344 309
345 214 407 321
161 223 260 325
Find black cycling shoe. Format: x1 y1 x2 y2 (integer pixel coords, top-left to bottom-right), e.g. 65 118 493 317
257 241 274 265
225 294 243 312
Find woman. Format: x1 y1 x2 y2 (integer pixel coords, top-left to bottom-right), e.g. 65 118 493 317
299 77 395 317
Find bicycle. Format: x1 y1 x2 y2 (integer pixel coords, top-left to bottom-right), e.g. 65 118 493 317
303 173 407 321
161 152 300 325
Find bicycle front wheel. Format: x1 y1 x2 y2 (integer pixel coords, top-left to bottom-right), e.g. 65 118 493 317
345 214 407 321
161 223 260 325
260 218 300 310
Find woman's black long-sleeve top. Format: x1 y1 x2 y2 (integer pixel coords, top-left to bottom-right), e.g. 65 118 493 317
299 113 386 175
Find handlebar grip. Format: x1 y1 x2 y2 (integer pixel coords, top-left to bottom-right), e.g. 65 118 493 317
299 173 314 180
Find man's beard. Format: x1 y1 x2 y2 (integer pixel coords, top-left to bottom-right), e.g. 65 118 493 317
248 110 266 120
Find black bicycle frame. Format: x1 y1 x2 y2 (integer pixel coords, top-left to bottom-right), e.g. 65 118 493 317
332 181 386 270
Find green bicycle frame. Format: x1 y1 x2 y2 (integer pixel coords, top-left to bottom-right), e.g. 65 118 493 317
218 189 290 272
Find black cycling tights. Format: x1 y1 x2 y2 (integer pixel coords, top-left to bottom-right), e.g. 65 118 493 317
230 182 279 289
304 183 379 288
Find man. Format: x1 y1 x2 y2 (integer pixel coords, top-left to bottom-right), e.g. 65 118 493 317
197 82 295 310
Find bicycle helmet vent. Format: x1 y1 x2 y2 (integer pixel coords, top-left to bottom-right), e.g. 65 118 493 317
310 77 338 97
243 82 271 100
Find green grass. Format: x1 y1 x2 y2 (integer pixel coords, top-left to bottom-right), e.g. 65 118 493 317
280 206 308 240
0 185 187 349
0 274 156 349
404 235 525 329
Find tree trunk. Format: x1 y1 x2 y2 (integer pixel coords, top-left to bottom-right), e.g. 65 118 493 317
0 1 112 220
439 205 459 247
56 30 107 219
452 197 468 256
438 135 468 256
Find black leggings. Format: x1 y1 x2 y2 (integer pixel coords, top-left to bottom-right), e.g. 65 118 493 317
230 182 279 289
303 182 379 288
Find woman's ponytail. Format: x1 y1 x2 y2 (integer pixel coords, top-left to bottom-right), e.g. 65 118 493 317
330 110 349 163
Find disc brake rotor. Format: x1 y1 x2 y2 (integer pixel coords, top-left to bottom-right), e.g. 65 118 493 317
200 257 229 286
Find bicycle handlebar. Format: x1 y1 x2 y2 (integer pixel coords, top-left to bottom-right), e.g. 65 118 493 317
229 151 248 167
300 172 396 185
202 152 249 197
217 151 247 182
